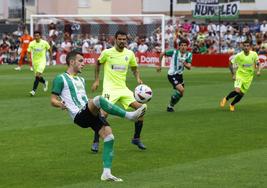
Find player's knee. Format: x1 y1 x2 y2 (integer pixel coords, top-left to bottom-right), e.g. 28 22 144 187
100 127 114 140
235 88 241 94
179 89 184 96
174 90 183 98
92 95 102 108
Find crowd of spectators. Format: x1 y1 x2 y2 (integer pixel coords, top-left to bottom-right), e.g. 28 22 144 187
1 19 267 65
164 19 267 55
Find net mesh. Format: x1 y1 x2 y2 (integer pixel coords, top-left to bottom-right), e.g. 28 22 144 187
30 15 165 52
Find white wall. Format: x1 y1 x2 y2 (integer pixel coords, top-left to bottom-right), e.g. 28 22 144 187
0 0 3 18
78 0 112 14
143 0 169 12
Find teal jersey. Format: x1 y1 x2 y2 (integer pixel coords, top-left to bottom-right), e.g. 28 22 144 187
52 73 88 120
165 49 192 75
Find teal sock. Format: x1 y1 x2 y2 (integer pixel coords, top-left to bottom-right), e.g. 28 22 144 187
97 96 126 118
170 90 182 106
102 135 114 168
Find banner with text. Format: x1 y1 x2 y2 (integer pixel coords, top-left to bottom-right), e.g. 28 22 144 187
56 52 267 69
191 0 240 19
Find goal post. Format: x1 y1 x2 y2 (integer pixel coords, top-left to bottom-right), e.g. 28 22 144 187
30 14 165 67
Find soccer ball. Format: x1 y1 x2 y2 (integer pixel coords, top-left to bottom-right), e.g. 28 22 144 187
134 84 153 103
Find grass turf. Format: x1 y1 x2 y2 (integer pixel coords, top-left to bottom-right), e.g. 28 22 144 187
0 64 266 188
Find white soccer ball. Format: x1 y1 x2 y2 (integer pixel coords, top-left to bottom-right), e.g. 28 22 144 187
134 84 153 103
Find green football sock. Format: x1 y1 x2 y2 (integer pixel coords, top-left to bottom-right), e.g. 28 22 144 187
98 96 126 118
102 135 114 168
170 90 182 106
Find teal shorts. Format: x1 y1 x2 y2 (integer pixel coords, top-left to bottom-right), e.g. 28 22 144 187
102 88 135 109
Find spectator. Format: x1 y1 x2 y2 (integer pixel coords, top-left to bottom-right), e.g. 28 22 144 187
250 19 261 34
82 39 91 54
61 35 72 53
137 37 148 53
182 19 192 33
260 20 267 34
191 21 200 35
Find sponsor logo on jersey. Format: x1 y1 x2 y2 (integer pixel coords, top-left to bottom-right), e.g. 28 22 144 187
243 64 252 67
111 64 126 71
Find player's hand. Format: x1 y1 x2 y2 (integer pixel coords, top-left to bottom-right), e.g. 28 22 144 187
232 74 236 80
91 80 99 92
256 71 261 76
61 101 67 110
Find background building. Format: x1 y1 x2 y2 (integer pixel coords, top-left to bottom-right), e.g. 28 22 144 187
0 0 142 23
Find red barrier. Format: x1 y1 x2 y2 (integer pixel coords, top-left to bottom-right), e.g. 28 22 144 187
55 52 267 68
192 54 231 67
136 52 160 66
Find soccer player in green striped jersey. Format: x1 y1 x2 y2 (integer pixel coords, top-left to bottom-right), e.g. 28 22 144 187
220 40 260 112
158 39 192 112
91 30 147 151
51 51 146 182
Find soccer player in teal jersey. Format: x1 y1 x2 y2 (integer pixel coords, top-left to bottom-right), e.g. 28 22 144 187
220 40 260 112
91 30 147 152
51 51 146 181
158 39 192 112
27 31 52 96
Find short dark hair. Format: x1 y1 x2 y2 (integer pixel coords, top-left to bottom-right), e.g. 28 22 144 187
179 39 189 46
243 40 252 45
66 51 83 66
115 30 127 38
33 30 41 35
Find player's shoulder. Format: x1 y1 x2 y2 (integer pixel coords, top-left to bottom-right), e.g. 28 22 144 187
41 39 49 44
77 75 85 81
235 51 243 58
250 50 258 56
186 51 192 56
102 47 113 54
124 48 135 55
29 40 36 44
54 73 65 80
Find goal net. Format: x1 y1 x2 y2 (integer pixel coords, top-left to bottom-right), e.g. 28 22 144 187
30 14 165 66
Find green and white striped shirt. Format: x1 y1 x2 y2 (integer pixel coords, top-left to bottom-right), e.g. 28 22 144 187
52 72 88 120
165 49 192 75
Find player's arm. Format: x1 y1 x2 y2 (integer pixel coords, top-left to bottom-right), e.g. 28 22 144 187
229 60 236 80
46 41 53 64
27 50 31 63
184 53 192 70
27 42 32 62
91 60 102 92
131 66 143 84
184 61 191 70
51 94 67 110
51 75 66 110
255 54 261 76
157 51 165 72
49 46 53 61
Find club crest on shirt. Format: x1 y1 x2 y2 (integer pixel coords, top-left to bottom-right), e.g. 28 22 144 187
125 56 128 61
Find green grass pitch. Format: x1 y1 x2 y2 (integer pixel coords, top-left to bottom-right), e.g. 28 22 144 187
0 64 267 188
